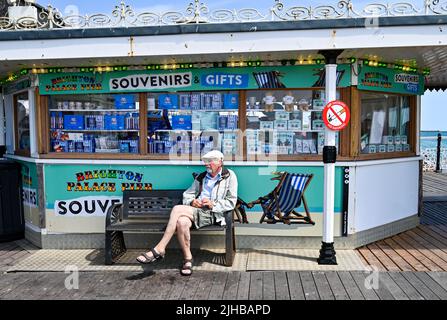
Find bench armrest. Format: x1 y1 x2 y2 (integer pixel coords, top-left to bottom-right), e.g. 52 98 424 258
106 203 123 228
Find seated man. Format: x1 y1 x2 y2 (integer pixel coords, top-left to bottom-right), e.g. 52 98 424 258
136 150 238 276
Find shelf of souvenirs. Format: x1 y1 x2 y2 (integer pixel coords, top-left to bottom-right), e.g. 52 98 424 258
50 129 140 132
147 109 239 113
49 109 140 113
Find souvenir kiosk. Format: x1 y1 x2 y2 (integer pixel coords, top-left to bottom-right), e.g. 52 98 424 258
0 0 437 252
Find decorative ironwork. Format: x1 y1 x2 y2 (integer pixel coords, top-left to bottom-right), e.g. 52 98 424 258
1 0 447 31
422 147 447 171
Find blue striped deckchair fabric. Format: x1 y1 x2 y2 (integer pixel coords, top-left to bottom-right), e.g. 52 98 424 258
275 174 310 218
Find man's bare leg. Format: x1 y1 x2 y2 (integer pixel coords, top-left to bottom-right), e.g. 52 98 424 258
176 216 193 259
176 216 193 275
137 205 194 262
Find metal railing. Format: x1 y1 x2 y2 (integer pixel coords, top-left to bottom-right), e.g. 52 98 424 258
1 0 447 30
422 132 447 172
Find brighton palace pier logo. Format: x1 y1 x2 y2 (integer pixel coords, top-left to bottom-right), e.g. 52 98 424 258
66 169 153 193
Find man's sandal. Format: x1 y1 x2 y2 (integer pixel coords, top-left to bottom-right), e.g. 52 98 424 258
180 258 193 276
136 248 164 264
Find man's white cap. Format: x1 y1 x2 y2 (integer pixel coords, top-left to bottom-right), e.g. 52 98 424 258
202 150 224 161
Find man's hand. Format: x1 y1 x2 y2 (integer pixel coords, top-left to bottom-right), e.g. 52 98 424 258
191 199 203 208
201 198 214 210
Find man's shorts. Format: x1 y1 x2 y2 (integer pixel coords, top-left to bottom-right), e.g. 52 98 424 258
191 207 214 229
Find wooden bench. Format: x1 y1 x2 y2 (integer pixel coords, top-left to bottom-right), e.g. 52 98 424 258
105 189 236 266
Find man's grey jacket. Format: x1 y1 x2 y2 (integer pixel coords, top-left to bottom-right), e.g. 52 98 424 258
183 167 238 217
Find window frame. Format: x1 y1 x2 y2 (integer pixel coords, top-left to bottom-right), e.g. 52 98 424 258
37 87 360 163
13 90 31 157
353 88 417 160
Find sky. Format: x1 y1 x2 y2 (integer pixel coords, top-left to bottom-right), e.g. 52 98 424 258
34 0 446 131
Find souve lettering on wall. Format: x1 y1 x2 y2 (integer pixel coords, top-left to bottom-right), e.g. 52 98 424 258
110 73 192 91
55 196 122 217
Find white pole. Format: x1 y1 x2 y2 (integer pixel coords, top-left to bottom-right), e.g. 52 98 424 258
318 50 342 265
323 64 337 244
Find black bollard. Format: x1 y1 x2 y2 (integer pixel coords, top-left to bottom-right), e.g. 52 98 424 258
436 132 442 173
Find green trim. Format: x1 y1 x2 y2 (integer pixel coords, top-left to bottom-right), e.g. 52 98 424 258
38 65 352 95
358 65 424 95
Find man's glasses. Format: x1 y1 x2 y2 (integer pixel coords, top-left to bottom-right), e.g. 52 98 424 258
203 159 219 165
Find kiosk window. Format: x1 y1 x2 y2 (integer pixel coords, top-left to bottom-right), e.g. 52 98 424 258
15 92 30 155
360 92 411 154
146 91 240 160
48 94 140 154
245 89 340 158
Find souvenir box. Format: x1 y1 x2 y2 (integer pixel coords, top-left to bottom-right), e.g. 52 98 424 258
64 115 84 130
115 94 136 109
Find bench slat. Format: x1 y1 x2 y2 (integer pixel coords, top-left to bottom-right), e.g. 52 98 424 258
108 222 225 232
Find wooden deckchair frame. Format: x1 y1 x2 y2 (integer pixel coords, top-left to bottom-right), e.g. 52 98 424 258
247 172 315 225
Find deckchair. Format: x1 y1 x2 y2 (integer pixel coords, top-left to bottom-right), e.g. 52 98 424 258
246 172 315 225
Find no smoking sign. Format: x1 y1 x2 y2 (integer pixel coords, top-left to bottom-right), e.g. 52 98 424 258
322 100 351 131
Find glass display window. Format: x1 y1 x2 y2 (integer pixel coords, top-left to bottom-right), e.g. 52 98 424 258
146 91 241 159
245 89 339 158
48 94 140 154
360 92 411 154
15 91 30 155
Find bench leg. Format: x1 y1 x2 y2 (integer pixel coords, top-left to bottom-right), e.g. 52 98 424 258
105 230 127 265
225 225 235 267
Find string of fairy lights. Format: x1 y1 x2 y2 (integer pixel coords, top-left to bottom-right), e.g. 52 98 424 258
0 58 431 86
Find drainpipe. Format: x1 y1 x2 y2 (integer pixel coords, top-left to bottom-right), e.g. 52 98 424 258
317 49 343 265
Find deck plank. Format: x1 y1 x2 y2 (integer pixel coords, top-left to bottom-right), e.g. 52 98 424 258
413 272 447 300
248 272 263 300
300 271 319 300
387 272 425 300
262 272 275 300
376 273 409 300
382 238 427 271
337 271 365 300
400 272 440 300
178 272 201 300
349 271 379 300
375 240 415 271
0 273 40 298
391 235 444 271
2 273 55 300
117 272 153 300
356 247 387 271
222 271 240 300
274 272 290 300
365 243 401 271
167 273 190 300
193 272 215 300
428 272 447 291
405 230 447 265
208 272 228 300
398 232 447 271
325 272 350 300
236 272 250 300
312 272 335 300
286 272 305 300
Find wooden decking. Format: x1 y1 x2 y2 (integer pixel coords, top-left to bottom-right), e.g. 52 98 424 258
0 240 37 272
0 269 446 300
356 201 447 272
423 172 447 197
